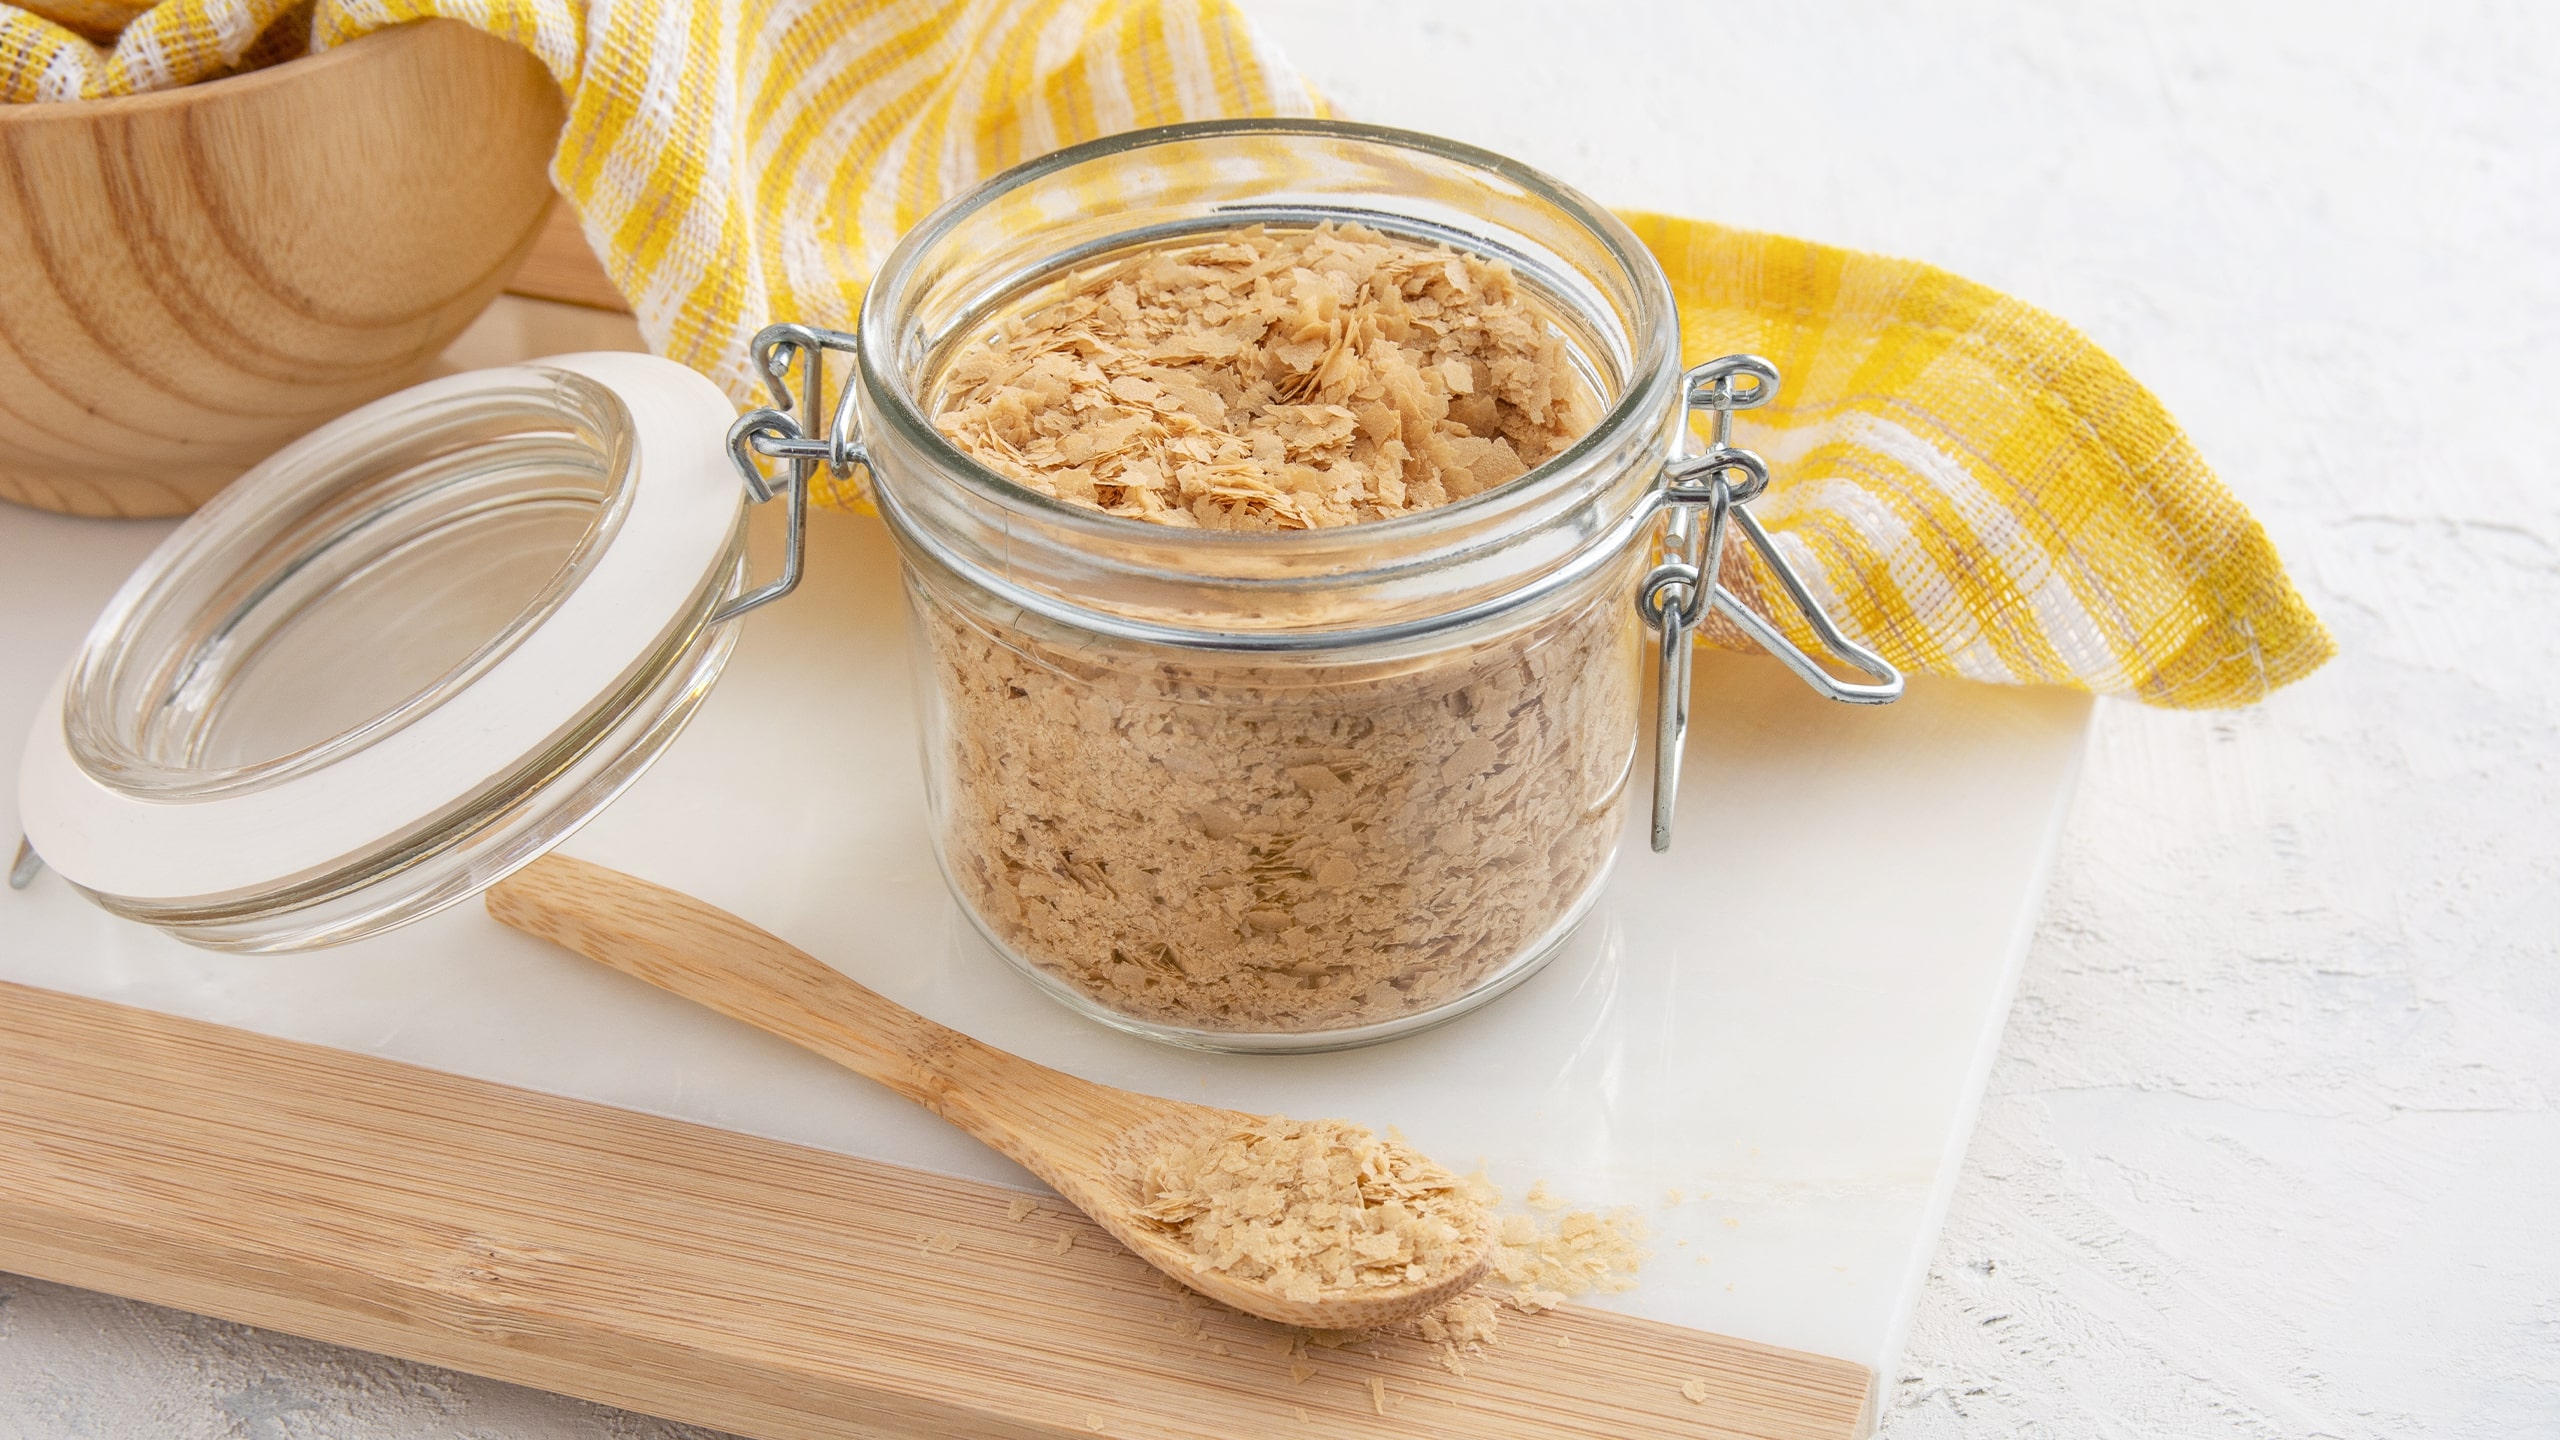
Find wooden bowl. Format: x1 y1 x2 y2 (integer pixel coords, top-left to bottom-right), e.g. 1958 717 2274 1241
0 20 564 517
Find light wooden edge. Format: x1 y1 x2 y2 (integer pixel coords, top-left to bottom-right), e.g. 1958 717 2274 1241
0 980 1868 1439
506 197 630 312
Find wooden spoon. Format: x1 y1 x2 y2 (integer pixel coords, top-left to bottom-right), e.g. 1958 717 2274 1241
484 853 1496 1329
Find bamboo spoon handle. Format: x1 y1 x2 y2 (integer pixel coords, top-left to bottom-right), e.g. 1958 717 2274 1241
484 853 1145 1155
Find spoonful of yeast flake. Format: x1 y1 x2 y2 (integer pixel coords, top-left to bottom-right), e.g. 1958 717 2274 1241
1135 1117 1487 1307
486 854 1493 1329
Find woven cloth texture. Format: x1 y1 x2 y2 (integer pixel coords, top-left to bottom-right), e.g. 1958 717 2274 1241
0 0 2331 707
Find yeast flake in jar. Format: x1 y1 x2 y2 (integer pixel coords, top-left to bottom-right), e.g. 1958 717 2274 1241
925 221 1624 1044
806 120 1901 1051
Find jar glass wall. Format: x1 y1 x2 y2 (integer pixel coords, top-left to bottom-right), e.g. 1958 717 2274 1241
859 121 1683 1050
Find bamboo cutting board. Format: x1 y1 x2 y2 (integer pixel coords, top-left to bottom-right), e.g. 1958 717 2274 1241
0 981 1867 1439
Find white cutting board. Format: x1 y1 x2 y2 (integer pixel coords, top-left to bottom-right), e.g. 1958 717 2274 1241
0 299 2089 1427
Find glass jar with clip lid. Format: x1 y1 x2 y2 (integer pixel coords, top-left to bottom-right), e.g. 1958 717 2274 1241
738 120 1904 1051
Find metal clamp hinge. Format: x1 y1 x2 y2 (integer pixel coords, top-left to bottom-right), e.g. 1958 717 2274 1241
716 323 869 624
1638 355 1904 852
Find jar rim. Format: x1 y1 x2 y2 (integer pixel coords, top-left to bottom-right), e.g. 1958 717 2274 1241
856 117 1681 558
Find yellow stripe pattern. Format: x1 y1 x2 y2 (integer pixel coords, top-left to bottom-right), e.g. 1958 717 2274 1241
1625 212 2331 707
0 2 2328 707
1 0 308 95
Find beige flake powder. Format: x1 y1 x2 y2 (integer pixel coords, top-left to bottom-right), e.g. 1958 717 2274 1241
920 222 1632 1037
1488 1200 1650 1313
1276 1174 1647 1381
933 223 1599 530
922 583 1636 1034
1134 1117 1484 1304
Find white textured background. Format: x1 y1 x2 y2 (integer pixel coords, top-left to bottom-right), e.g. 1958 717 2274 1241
5 1 2555 1436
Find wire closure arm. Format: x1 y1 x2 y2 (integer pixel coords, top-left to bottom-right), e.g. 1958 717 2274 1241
1712 507 1902 705
1639 355 1903 852
715 324 866 624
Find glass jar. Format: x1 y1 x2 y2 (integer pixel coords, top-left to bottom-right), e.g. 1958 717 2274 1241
790 120 1897 1052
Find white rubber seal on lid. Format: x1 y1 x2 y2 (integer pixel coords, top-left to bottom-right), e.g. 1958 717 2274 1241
17 351 741 904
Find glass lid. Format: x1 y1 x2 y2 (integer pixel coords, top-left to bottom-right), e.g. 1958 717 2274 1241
15 352 748 951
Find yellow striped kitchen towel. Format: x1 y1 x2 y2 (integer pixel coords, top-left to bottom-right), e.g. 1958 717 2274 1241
0 0 2330 707
1626 213 2331 706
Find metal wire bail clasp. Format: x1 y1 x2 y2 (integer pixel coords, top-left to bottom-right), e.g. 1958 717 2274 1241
716 322 868 623
1638 356 1905 852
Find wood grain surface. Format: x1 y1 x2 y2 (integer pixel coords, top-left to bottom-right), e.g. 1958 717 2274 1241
504 198 629 312
0 20 563 518
0 979 1868 1439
